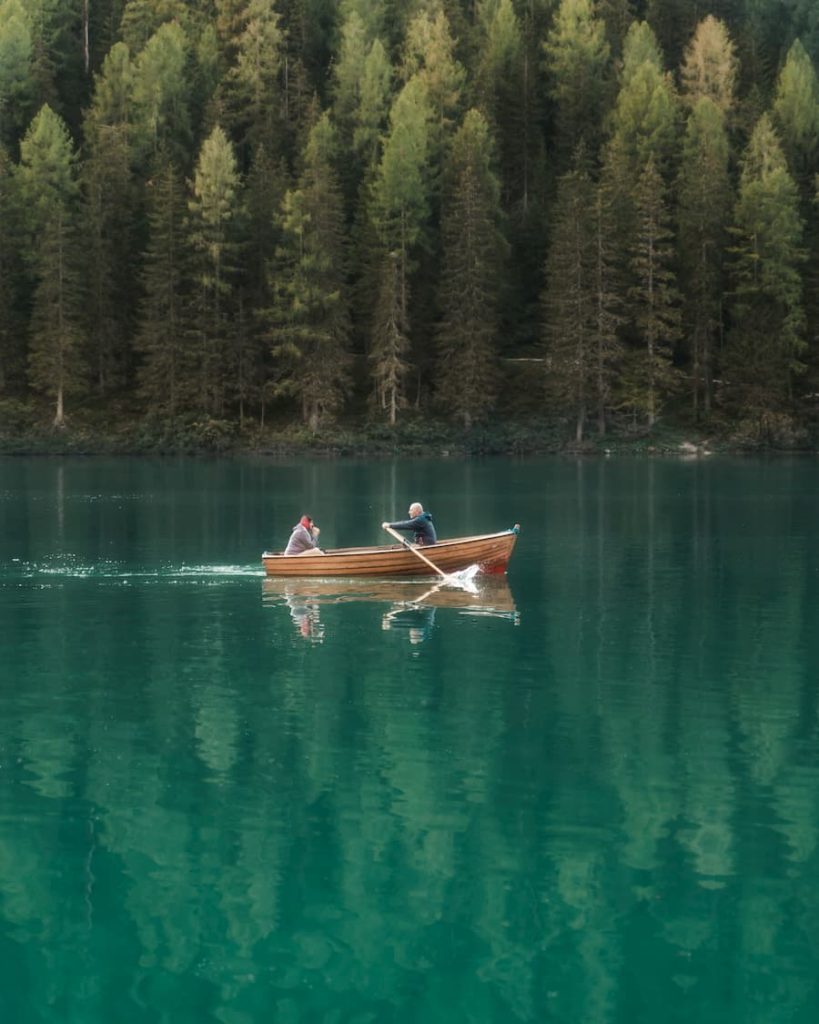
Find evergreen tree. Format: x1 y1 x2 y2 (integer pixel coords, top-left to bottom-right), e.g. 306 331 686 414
15 105 84 427
725 114 806 430
222 0 284 161
402 3 465 166
473 0 532 211
333 9 370 137
82 43 138 395
543 161 595 441
601 20 678 254
334 15 392 198
545 155 623 439
369 75 432 422
608 20 678 177
268 113 351 433
543 0 611 168
589 179 624 436
370 249 410 426
772 39 819 190
188 124 241 418
135 156 190 418
245 145 286 302
677 96 731 419
680 15 737 115
277 0 317 152
120 0 189 54
0 0 35 149
623 157 680 427
436 109 504 428
131 20 192 165
0 144 21 393
26 0 89 133
352 38 392 168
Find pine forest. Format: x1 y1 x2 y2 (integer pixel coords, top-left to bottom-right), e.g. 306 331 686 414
2 0 819 450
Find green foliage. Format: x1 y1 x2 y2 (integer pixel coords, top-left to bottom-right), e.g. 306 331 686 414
0 144 22 393
15 105 84 426
680 15 737 113
543 161 596 440
120 0 189 53
370 249 411 426
544 155 623 439
436 109 504 427
132 20 192 163
372 75 432 253
772 39 819 186
401 3 465 163
369 74 433 422
0 0 34 147
677 97 732 419
543 0 611 165
1 0 819 446
353 38 392 167
267 112 351 433
726 113 806 416
608 21 679 175
136 157 190 417
622 157 680 427
223 0 284 156
188 124 242 417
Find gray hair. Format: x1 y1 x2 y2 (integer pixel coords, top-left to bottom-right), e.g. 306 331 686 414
409 502 423 516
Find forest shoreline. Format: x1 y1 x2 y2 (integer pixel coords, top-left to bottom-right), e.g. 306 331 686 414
2 416 817 459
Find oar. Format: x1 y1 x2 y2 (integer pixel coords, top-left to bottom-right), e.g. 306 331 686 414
382 525 480 589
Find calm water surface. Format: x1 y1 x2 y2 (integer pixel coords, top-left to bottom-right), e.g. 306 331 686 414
1 456 818 1023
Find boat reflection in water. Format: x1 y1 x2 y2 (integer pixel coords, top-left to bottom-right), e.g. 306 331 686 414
262 576 519 644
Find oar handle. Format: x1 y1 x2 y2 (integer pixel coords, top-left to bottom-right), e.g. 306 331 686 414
383 524 448 580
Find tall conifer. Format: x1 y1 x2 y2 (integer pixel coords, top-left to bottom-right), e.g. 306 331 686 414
82 43 137 395
16 105 84 427
678 96 731 419
188 124 241 417
0 0 35 148
136 156 190 418
543 0 611 169
369 75 432 422
268 113 351 433
726 114 806 431
543 161 595 440
623 157 680 427
436 109 503 427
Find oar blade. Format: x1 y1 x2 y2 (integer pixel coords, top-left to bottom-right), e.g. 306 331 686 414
443 563 481 592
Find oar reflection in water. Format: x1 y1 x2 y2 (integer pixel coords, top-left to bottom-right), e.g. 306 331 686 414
381 579 446 645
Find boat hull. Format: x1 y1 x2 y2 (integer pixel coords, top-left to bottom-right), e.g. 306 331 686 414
261 528 519 578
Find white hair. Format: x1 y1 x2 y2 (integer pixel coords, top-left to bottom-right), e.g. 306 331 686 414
409 502 423 515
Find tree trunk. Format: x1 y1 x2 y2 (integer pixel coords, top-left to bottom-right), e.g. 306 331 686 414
54 384 65 429
83 0 90 74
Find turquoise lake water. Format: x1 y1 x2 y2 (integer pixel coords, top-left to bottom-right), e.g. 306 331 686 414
1 455 818 1022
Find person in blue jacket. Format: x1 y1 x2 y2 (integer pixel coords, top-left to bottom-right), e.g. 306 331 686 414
383 502 437 545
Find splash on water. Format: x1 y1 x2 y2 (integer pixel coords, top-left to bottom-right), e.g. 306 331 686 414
1 557 265 583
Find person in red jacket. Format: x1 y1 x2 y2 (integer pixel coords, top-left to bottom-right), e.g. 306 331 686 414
284 515 324 556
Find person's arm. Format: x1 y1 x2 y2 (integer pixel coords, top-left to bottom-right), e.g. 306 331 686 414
285 524 317 555
382 516 419 532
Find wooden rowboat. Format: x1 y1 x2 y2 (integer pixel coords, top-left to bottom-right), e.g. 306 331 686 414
261 526 520 578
